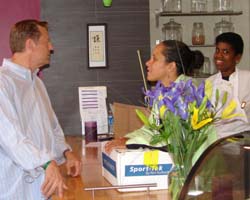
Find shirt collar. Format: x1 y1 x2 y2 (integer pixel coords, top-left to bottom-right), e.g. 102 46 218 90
2 58 39 81
219 68 237 82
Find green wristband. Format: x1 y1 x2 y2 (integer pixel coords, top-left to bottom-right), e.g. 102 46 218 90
43 161 51 170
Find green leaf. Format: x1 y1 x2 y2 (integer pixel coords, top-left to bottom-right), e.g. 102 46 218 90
150 134 163 145
188 101 196 112
222 91 228 106
215 89 220 108
135 109 150 126
198 96 208 116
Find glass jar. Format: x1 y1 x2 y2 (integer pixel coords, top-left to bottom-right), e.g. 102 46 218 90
161 0 182 13
200 57 211 74
214 18 234 37
213 0 233 12
162 18 182 41
192 22 205 45
191 0 208 12
210 63 217 75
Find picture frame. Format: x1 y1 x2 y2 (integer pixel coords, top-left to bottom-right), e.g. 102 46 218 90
87 23 108 68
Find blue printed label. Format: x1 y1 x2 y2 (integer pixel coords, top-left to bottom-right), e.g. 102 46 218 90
102 153 117 177
125 164 172 176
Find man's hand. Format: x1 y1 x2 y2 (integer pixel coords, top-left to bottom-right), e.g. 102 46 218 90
41 160 68 198
64 150 81 177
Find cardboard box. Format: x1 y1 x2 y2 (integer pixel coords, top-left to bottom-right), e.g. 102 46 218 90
113 102 150 138
101 143 173 192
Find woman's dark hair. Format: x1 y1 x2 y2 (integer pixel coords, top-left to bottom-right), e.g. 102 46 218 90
161 40 204 75
215 32 244 55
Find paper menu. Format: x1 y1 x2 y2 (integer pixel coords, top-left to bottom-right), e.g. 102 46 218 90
78 86 108 135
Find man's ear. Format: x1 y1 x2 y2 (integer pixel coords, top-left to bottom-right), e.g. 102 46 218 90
25 38 36 52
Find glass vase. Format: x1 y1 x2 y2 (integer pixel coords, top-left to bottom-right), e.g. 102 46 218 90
168 168 185 200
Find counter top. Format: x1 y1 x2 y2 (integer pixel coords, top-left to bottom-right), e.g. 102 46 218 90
52 136 171 200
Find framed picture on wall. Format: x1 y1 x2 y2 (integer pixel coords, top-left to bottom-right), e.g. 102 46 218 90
87 23 108 68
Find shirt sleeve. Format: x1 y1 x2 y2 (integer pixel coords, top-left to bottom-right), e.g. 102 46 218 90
50 112 72 163
0 87 53 170
37 79 71 163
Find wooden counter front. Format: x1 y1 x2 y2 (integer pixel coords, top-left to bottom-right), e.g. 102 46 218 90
52 136 171 200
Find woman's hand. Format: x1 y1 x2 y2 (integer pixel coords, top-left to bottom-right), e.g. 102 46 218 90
104 137 128 154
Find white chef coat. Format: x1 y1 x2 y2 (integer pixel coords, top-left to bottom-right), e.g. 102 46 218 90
207 68 250 138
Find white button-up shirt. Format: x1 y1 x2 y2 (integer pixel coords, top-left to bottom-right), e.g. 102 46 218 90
207 68 250 138
0 59 70 199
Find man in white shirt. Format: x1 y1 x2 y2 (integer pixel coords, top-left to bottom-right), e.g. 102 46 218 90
0 19 81 199
207 32 250 138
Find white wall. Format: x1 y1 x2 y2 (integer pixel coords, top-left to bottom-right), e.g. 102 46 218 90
149 0 250 71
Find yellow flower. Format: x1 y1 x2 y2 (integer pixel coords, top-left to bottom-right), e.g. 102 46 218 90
159 105 167 119
191 107 213 130
221 100 237 119
205 80 213 99
191 107 199 126
193 118 213 130
158 94 164 101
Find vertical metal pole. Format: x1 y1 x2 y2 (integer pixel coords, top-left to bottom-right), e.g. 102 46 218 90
91 189 95 200
146 186 150 200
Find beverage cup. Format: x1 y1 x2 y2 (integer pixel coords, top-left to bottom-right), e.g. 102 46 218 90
85 121 97 144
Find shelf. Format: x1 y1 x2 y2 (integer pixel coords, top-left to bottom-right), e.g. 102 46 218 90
155 10 243 27
191 73 213 78
189 44 215 48
160 11 243 17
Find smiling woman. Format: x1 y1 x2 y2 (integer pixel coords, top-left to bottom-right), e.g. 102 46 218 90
213 33 243 78
207 32 250 138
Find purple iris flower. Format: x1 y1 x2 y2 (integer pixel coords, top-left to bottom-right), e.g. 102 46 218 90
144 81 166 107
159 81 190 120
162 97 175 113
182 80 196 103
144 79 213 121
193 81 212 108
195 81 205 106
174 95 189 120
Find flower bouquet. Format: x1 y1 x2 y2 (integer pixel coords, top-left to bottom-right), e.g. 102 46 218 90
136 79 241 200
